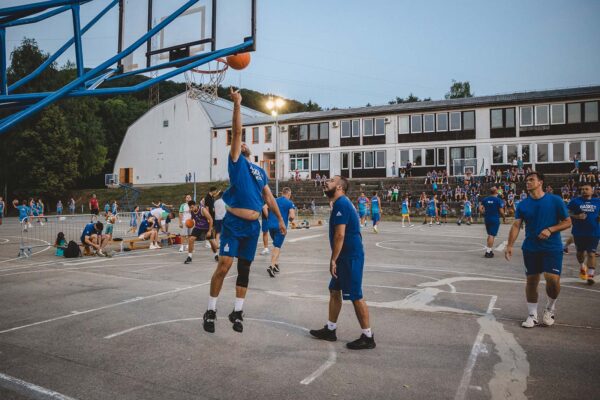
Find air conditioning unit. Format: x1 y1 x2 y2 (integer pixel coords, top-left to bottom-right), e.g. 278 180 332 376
384 117 391 124
332 121 339 128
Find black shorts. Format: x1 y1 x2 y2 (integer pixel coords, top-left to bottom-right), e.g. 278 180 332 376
191 228 208 241
91 208 99 216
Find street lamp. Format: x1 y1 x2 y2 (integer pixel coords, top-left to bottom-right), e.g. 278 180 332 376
266 97 285 196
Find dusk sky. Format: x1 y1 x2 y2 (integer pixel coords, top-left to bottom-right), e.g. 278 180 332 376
5 0 600 109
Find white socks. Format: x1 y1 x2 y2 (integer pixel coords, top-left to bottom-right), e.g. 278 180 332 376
546 298 557 311
234 297 244 312
327 321 337 331
208 296 218 311
527 302 538 317
188 253 193 258
486 247 492 253
362 328 373 338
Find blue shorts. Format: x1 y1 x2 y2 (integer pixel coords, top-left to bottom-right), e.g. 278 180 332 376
359 209 367 218
427 209 436 217
214 219 223 234
219 213 260 262
573 236 599 253
372 213 380 224
485 219 500 236
464 211 472 218
328 254 365 301
522 250 563 276
269 228 286 248
261 218 269 233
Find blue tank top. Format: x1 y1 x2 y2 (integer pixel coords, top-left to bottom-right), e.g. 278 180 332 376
371 197 380 213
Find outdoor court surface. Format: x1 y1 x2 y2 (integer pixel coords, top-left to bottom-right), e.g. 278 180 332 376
0 217 598 400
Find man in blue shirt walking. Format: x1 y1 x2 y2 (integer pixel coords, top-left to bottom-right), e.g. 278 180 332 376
310 176 375 350
505 172 571 328
567 182 600 285
479 187 505 258
266 187 296 277
203 88 286 334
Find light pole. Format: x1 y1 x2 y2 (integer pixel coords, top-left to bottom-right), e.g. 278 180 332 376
266 97 285 196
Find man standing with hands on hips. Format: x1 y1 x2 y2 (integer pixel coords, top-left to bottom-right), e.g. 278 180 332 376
505 172 571 328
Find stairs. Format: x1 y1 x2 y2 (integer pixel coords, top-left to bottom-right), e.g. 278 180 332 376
118 184 141 211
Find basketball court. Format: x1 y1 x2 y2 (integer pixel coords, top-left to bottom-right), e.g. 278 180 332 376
1 217 598 399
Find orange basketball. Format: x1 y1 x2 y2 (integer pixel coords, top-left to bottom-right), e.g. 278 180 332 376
226 52 251 70
185 219 194 229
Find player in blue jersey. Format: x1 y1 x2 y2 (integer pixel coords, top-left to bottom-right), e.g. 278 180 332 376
0 196 4 226
401 195 414 227
567 182 600 284
357 192 370 227
506 172 571 328
81 221 107 256
426 194 439 226
203 88 286 334
13 200 31 229
370 191 382 233
479 187 505 258
310 176 375 350
266 187 296 277
260 204 270 255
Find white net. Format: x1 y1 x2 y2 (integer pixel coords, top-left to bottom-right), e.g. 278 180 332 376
452 158 478 176
183 59 228 102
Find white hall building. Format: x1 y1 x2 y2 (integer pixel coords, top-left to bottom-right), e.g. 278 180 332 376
113 86 600 185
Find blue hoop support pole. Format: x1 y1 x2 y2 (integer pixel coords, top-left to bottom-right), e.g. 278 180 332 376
0 28 6 95
70 3 84 79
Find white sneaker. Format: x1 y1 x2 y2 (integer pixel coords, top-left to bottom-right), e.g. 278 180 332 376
205 241 211 248
542 309 555 326
402 224 406 228
410 224 414 227
97 250 105 257
28 223 32 228
179 245 184 252
260 248 270 255
149 244 158 250
521 314 539 328
40 222 45 226
155 243 162 249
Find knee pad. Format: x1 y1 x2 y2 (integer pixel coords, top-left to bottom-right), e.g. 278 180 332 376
236 258 252 288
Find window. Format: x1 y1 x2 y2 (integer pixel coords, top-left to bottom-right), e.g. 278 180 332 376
425 149 435 166
320 122 329 140
265 126 272 143
553 143 565 162
320 154 330 170
341 152 349 169
375 118 385 135
436 113 448 131
375 151 385 168
311 153 330 170
520 106 533 126
437 148 446 166
399 116 410 134
463 111 475 130
226 129 232 145
492 146 503 164
242 129 246 143
341 120 351 138
213 131 217 138
491 109 503 128
364 151 374 168
567 103 581 123
309 124 319 140
363 119 373 136
311 154 320 171
506 108 515 128
299 125 308 141
290 153 309 171
423 114 435 132
225 129 245 144
584 101 598 122
254 156 259 163
352 120 360 137
163 120 169 127
585 141 596 160
213 158 217 165
252 127 259 143
464 146 476 159
413 149 423 166
550 104 565 124
521 144 530 163
399 149 409 166
537 143 548 162
353 152 362 168
449 112 461 131
569 142 581 160
535 105 549 125
289 125 299 141
507 145 518 164
411 115 422 133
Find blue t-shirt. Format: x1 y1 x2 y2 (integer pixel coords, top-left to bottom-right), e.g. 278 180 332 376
268 197 296 229
428 200 436 212
371 196 380 214
482 196 504 221
401 200 409 214
222 155 268 213
16 205 29 221
464 201 472 213
81 223 98 241
515 194 569 252
138 219 150 236
329 196 363 259
567 197 600 237
357 197 368 211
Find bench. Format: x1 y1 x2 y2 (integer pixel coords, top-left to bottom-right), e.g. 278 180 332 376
122 233 178 251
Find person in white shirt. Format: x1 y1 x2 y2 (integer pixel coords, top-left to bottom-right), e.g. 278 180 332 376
213 194 227 245
178 194 192 252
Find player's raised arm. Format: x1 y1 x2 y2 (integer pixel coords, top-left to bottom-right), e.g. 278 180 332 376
230 87 243 162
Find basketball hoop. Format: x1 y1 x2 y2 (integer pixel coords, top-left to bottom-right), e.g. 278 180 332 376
183 58 229 102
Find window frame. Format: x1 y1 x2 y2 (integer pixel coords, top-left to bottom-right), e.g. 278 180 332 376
290 153 309 171
311 153 320 171
299 124 308 141
520 106 533 127
341 152 349 170
362 118 374 137
567 102 581 124
353 152 363 169
550 104 565 125
410 114 422 133
437 148 446 166
412 148 423 166
399 115 410 134
289 125 299 141
351 120 361 137
319 122 329 140
309 123 319 140
375 118 385 136
584 101 599 122
449 112 461 131
436 113 448 132
505 108 515 128
399 149 410 166
375 150 385 168
364 151 375 169
423 114 435 133
552 142 565 162
492 145 504 165
341 120 351 138
490 109 503 129
536 143 549 163
264 126 272 143
252 127 259 144
535 105 549 126
425 148 435 166
320 153 330 170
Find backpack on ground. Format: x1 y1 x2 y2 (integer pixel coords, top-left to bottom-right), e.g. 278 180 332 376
64 241 81 258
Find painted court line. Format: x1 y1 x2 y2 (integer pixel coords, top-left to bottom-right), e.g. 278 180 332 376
287 234 325 243
0 372 78 400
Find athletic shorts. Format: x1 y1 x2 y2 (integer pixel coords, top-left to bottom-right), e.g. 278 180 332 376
104 225 114 235
329 254 365 301
261 218 269 233
269 228 286 248
359 210 367 218
485 219 500 237
214 220 223 234
464 212 472 218
522 250 563 276
219 213 260 262
91 208 99 216
573 236 600 253
427 210 436 217
372 213 380 224
138 232 150 240
402 213 409 218
191 228 208 241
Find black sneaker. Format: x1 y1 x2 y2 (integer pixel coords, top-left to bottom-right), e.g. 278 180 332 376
203 310 216 333
228 310 243 332
184 256 192 264
484 251 492 258
309 325 337 342
267 266 276 278
346 334 376 350
214 254 219 262
273 264 280 274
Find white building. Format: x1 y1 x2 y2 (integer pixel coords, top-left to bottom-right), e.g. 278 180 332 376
114 86 600 185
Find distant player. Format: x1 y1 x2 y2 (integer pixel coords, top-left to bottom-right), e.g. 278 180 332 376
426 194 438 226
13 200 31 228
178 194 192 252
357 192 369 227
81 221 107 256
138 217 160 249
440 200 449 224
401 196 413 227
214 194 226 245
184 200 218 264
370 191 382 233
480 187 505 258
266 187 296 277
567 182 600 284
458 197 473 226
506 172 571 328
260 204 270 255
149 207 175 233
0 196 4 225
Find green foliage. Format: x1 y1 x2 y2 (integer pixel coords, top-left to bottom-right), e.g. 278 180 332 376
445 80 473 99
388 93 431 104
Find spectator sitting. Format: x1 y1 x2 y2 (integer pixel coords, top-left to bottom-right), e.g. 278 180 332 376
399 168 406 178
424 171 432 184
314 173 321 187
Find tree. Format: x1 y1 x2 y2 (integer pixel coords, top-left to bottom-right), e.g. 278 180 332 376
7 38 60 94
445 80 473 99
388 93 431 104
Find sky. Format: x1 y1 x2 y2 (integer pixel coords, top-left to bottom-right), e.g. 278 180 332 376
5 0 600 109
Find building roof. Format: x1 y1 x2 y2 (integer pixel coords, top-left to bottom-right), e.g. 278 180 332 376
212 85 600 129
197 96 268 127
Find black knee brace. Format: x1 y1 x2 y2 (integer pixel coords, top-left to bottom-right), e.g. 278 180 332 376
236 258 252 288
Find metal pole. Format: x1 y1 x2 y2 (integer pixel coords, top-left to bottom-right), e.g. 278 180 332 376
193 172 197 202
275 117 280 197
